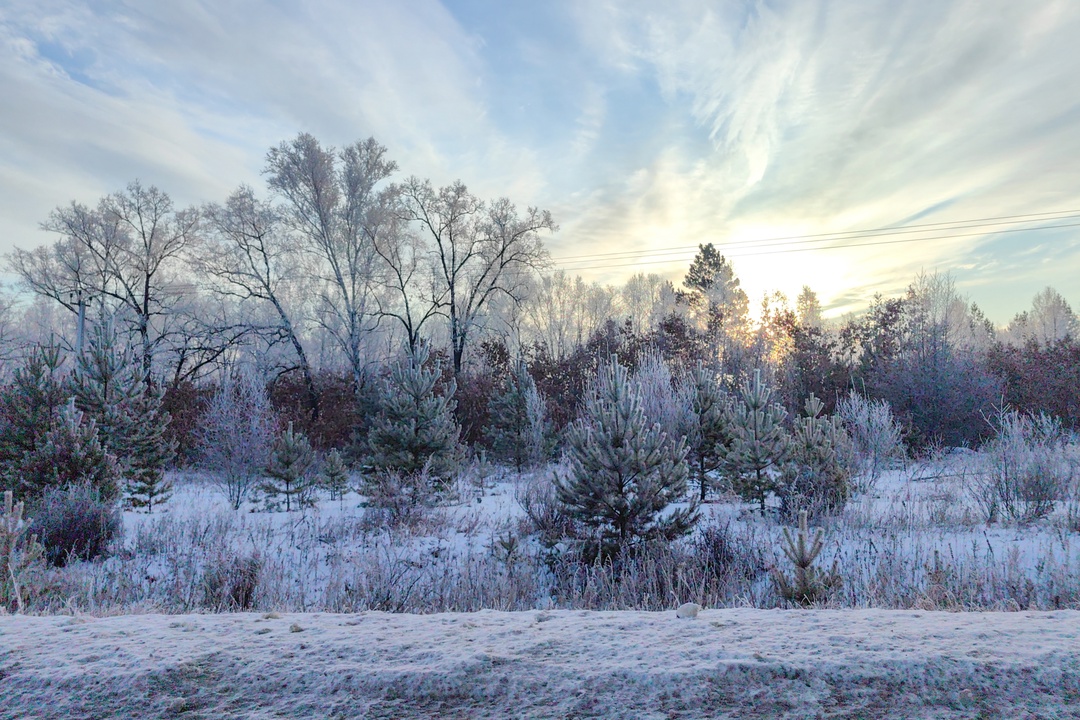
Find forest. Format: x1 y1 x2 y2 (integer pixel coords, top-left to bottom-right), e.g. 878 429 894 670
1 133 1079 616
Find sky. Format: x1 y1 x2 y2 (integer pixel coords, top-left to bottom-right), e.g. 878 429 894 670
1 0 1079 323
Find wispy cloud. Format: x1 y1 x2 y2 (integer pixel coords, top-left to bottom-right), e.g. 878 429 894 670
1 0 1078 322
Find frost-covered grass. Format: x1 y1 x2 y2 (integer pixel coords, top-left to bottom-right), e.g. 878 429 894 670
13 438 1080 615
3 608 1080 719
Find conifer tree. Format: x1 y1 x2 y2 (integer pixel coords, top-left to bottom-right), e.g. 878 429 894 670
264 422 314 512
684 361 731 502
367 343 462 484
71 323 175 511
555 357 698 559
0 344 67 496
18 400 120 501
770 509 841 606
485 359 547 471
721 369 791 513
318 448 351 502
778 395 854 518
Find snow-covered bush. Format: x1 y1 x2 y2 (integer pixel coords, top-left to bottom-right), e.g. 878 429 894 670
29 483 122 567
972 408 1077 524
837 393 906 494
196 370 277 510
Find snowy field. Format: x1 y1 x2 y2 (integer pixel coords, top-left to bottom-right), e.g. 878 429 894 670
3 607 1080 719
5 447 1080 717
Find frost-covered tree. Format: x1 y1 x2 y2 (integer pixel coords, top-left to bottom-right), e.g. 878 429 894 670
264 422 314 512
367 343 462 483
0 344 67 497
836 393 905 493
197 370 277 509
684 361 732 502
71 323 175 512
19 400 120 502
555 357 698 558
318 448 351 502
777 395 854 518
721 369 791 513
485 359 547 471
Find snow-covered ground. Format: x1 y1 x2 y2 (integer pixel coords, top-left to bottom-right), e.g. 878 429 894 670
3 607 1079 719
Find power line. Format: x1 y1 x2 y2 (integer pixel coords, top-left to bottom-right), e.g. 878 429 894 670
553 219 1080 272
551 209 1080 265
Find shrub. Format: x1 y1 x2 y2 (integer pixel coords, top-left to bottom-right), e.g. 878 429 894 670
202 552 261 610
837 393 906 494
973 408 1076 524
1 490 45 613
28 483 122 567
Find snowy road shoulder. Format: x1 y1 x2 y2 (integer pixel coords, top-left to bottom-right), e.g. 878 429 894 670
2 609 1079 719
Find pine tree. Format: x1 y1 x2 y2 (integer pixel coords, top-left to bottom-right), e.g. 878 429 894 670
777 395 854 518
264 422 314 512
485 359 547 471
684 361 731 502
770 509 841 606
555 357 698 559
318 448 351 503
71 323 175 512
367 343 462 484
18 400 121 501
0 344 67 497
721 369 791 513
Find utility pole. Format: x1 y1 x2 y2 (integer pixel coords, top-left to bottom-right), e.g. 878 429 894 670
71 289 87 355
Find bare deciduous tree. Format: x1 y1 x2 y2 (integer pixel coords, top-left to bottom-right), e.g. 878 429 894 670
399 178 555 374
265 133 395 391
9 181 199 380
198 186 319 418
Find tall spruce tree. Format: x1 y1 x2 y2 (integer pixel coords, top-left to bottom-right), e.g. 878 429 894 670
485 359 547 471
264 422 315 512
684 361 732 502
721 369 791 513
367 343 462 484
555 357 698 559
71 323 175 512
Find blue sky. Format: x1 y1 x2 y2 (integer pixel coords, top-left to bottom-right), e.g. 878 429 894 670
1 0 1079 322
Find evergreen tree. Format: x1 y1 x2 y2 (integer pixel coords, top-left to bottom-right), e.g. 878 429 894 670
264 422 315 512
0 344 67 497
684 361 731 502
555 357 698 559
318 448 351 502
18 400 120 501
721 369 791 513
367 343 462 484
485 359 547 471
71 323 175 512
777 395 854 518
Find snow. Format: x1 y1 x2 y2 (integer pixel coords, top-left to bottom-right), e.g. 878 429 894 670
3 607 1079 718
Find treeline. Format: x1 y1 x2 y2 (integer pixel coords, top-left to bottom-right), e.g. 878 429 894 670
0 133 1077 491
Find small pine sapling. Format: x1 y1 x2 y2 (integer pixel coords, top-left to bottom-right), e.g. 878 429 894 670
18 400 121 502
485 359 548 471
319 449 351 504
778 395 854 518
264 422 315 512
555 357 698 560
367 343 462 486
721 369 791 513
1 490 45 613
770 510 841 606
0 343 67 497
